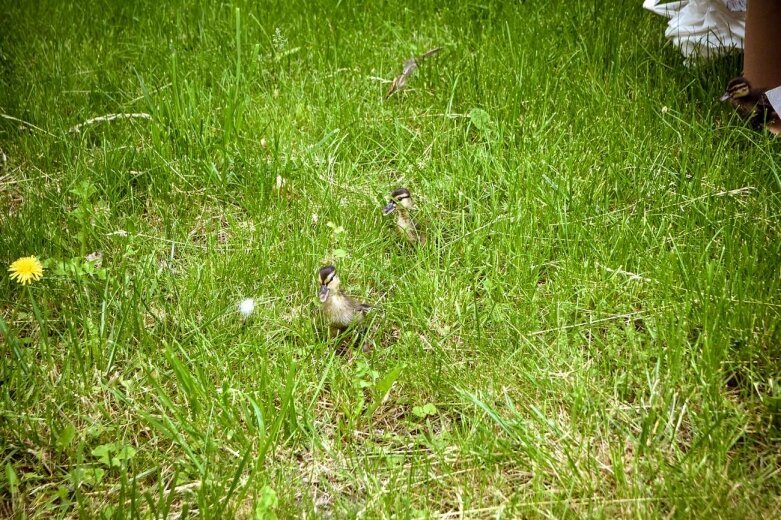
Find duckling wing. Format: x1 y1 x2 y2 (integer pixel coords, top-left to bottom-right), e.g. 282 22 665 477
414 228 427 245
402 217 426 245
747 97 777 129
343 296 371 317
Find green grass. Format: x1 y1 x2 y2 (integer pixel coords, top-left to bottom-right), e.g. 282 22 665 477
1 0 780 517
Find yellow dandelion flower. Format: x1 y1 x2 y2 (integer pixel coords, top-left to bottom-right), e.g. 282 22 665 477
8 256 44 285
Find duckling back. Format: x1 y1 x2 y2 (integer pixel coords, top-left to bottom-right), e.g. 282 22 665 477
323 292 369 329
397 212 426 245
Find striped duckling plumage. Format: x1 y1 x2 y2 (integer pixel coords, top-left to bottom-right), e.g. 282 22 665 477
721 76 779 130
382 187 426 245
318 265 371 338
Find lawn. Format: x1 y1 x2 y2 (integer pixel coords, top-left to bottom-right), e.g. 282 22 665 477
1 0 780 517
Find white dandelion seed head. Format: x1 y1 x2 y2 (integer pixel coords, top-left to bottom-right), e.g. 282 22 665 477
238 298 256 318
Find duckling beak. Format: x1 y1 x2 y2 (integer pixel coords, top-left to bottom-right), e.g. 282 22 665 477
720 91 731 102
382 201 396 215
319 284 330 302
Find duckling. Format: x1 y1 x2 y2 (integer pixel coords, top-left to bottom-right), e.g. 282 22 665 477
382 187 426 245
720 77 755 103
720 76 779 130
318 265 371 338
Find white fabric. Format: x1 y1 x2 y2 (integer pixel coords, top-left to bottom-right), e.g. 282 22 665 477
765 86 781 116
643 0 746 61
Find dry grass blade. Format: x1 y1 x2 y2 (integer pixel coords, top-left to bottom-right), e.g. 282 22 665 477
1 112 58 136
385 47 442 99
69 113 152 133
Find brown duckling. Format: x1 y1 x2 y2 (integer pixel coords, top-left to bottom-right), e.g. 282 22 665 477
721 77 779 130
318 265 371 338
382 187 426 245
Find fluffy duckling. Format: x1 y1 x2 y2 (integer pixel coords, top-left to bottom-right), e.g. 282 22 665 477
721 77 779 130
720 77 756 103
382 187 426 245
318 265 371 338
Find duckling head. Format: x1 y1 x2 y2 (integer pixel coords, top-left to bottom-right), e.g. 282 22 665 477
318 265 340 302
721 77 751 101
382 187 415 215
